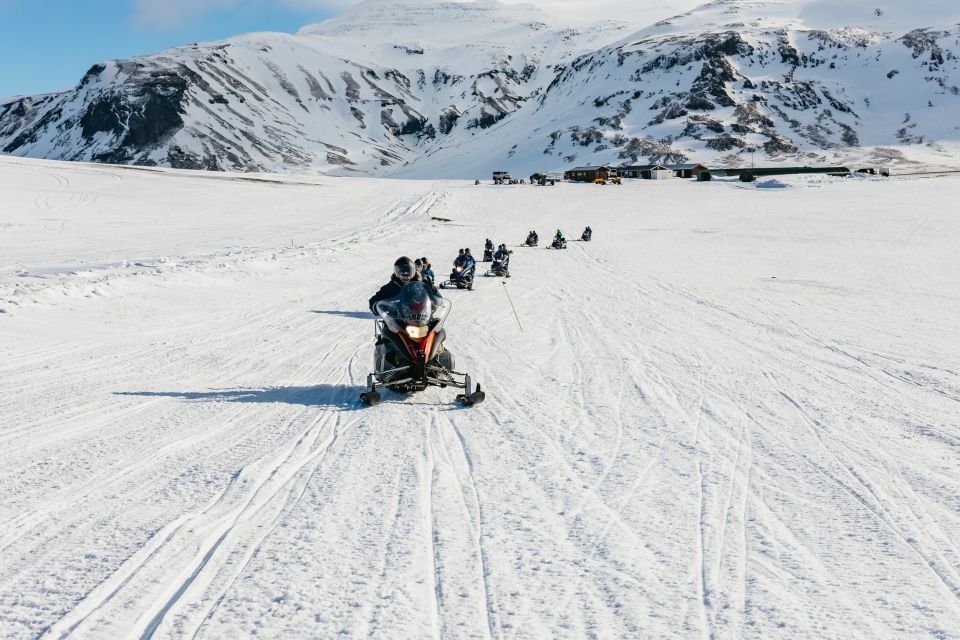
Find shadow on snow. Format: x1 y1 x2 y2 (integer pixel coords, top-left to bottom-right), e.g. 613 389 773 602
309 310 371 319
116 385 364 410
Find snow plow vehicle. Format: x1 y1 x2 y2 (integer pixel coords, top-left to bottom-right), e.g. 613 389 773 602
361 282 485 407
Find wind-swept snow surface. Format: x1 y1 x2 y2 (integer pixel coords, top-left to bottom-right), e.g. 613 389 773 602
1 157 960 638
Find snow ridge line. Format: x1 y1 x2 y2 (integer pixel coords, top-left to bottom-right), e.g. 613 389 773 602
447 414 501 640
1 184 444 314
423 414 444 640
43 405 348 639
136 408 349 640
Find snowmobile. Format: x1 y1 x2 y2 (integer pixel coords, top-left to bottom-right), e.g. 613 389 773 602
581 228 592 242
522 233 539 247
360 282 485 407
440 263 476 290
482 248 494 262
549 236 567 250
484 257 511 278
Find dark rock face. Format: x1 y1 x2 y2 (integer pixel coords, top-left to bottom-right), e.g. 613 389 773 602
438 106 461 135
536 19 960 168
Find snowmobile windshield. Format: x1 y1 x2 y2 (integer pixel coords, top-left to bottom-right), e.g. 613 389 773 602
374 282 450 334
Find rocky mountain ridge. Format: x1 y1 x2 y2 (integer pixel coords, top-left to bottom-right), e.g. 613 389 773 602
1 0 958 177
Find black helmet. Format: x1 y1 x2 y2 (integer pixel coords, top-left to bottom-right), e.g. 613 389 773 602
465 248 472 254
394 256 416 282
458 248 465 255
421 256 429 265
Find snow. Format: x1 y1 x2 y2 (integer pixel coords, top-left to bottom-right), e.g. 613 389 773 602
2 155 960 638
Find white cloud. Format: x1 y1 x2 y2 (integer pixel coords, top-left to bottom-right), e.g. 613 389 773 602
131 0 704 29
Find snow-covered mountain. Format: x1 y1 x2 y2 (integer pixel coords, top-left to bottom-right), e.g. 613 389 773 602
1 0 958 176
0 0 626 174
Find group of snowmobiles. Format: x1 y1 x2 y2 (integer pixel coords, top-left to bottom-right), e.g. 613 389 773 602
359 226 593 408
522 226 591 250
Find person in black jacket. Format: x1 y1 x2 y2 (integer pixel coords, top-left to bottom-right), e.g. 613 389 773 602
369 256 440 315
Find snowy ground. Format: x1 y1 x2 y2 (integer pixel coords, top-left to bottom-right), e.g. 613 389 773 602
1 156 959 639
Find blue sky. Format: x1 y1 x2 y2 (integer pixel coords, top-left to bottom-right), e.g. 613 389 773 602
0 0 343 98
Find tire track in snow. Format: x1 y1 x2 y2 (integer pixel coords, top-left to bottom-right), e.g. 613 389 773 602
445 412 501 640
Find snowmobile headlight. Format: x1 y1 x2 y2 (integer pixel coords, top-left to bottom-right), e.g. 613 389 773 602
406 325 429 340
455 266 463 273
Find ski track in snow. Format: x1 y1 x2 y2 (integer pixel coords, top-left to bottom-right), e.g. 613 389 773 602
1 157 960 639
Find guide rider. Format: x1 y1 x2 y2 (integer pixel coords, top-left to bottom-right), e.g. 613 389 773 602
369 256 440 315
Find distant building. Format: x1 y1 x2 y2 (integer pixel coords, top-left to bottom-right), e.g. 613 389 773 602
564 166 616 182
619 164 669 179
665 163 710 179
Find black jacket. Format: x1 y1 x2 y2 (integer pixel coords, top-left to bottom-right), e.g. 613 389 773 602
369 274 440 315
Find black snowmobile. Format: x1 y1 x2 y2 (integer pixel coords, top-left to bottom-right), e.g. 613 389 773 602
360 282 485 407
482 240 495 262
484 255 511 278
522 232 539 247
440 262 476 290
581 227 592 242
549 236 567 250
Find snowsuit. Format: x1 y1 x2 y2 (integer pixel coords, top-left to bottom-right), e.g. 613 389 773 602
421 267 436 285
369 274 440 315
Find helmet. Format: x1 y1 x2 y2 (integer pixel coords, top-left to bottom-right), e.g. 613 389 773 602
394 256 416 283
465 248 472 254
414 258 423 270
459 248 465 255
421 256 429 265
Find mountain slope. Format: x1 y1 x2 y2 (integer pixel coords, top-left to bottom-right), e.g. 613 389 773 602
0 0 625 174
1 0 958 176
401 0 960 177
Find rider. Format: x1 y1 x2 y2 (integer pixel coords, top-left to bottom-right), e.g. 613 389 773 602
370 256 439 314
485 239 494 252
555 229 565 241
463 249 476 270
420 256 435 285
493 244 510 269
583 226 592 239
453 248 466 268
